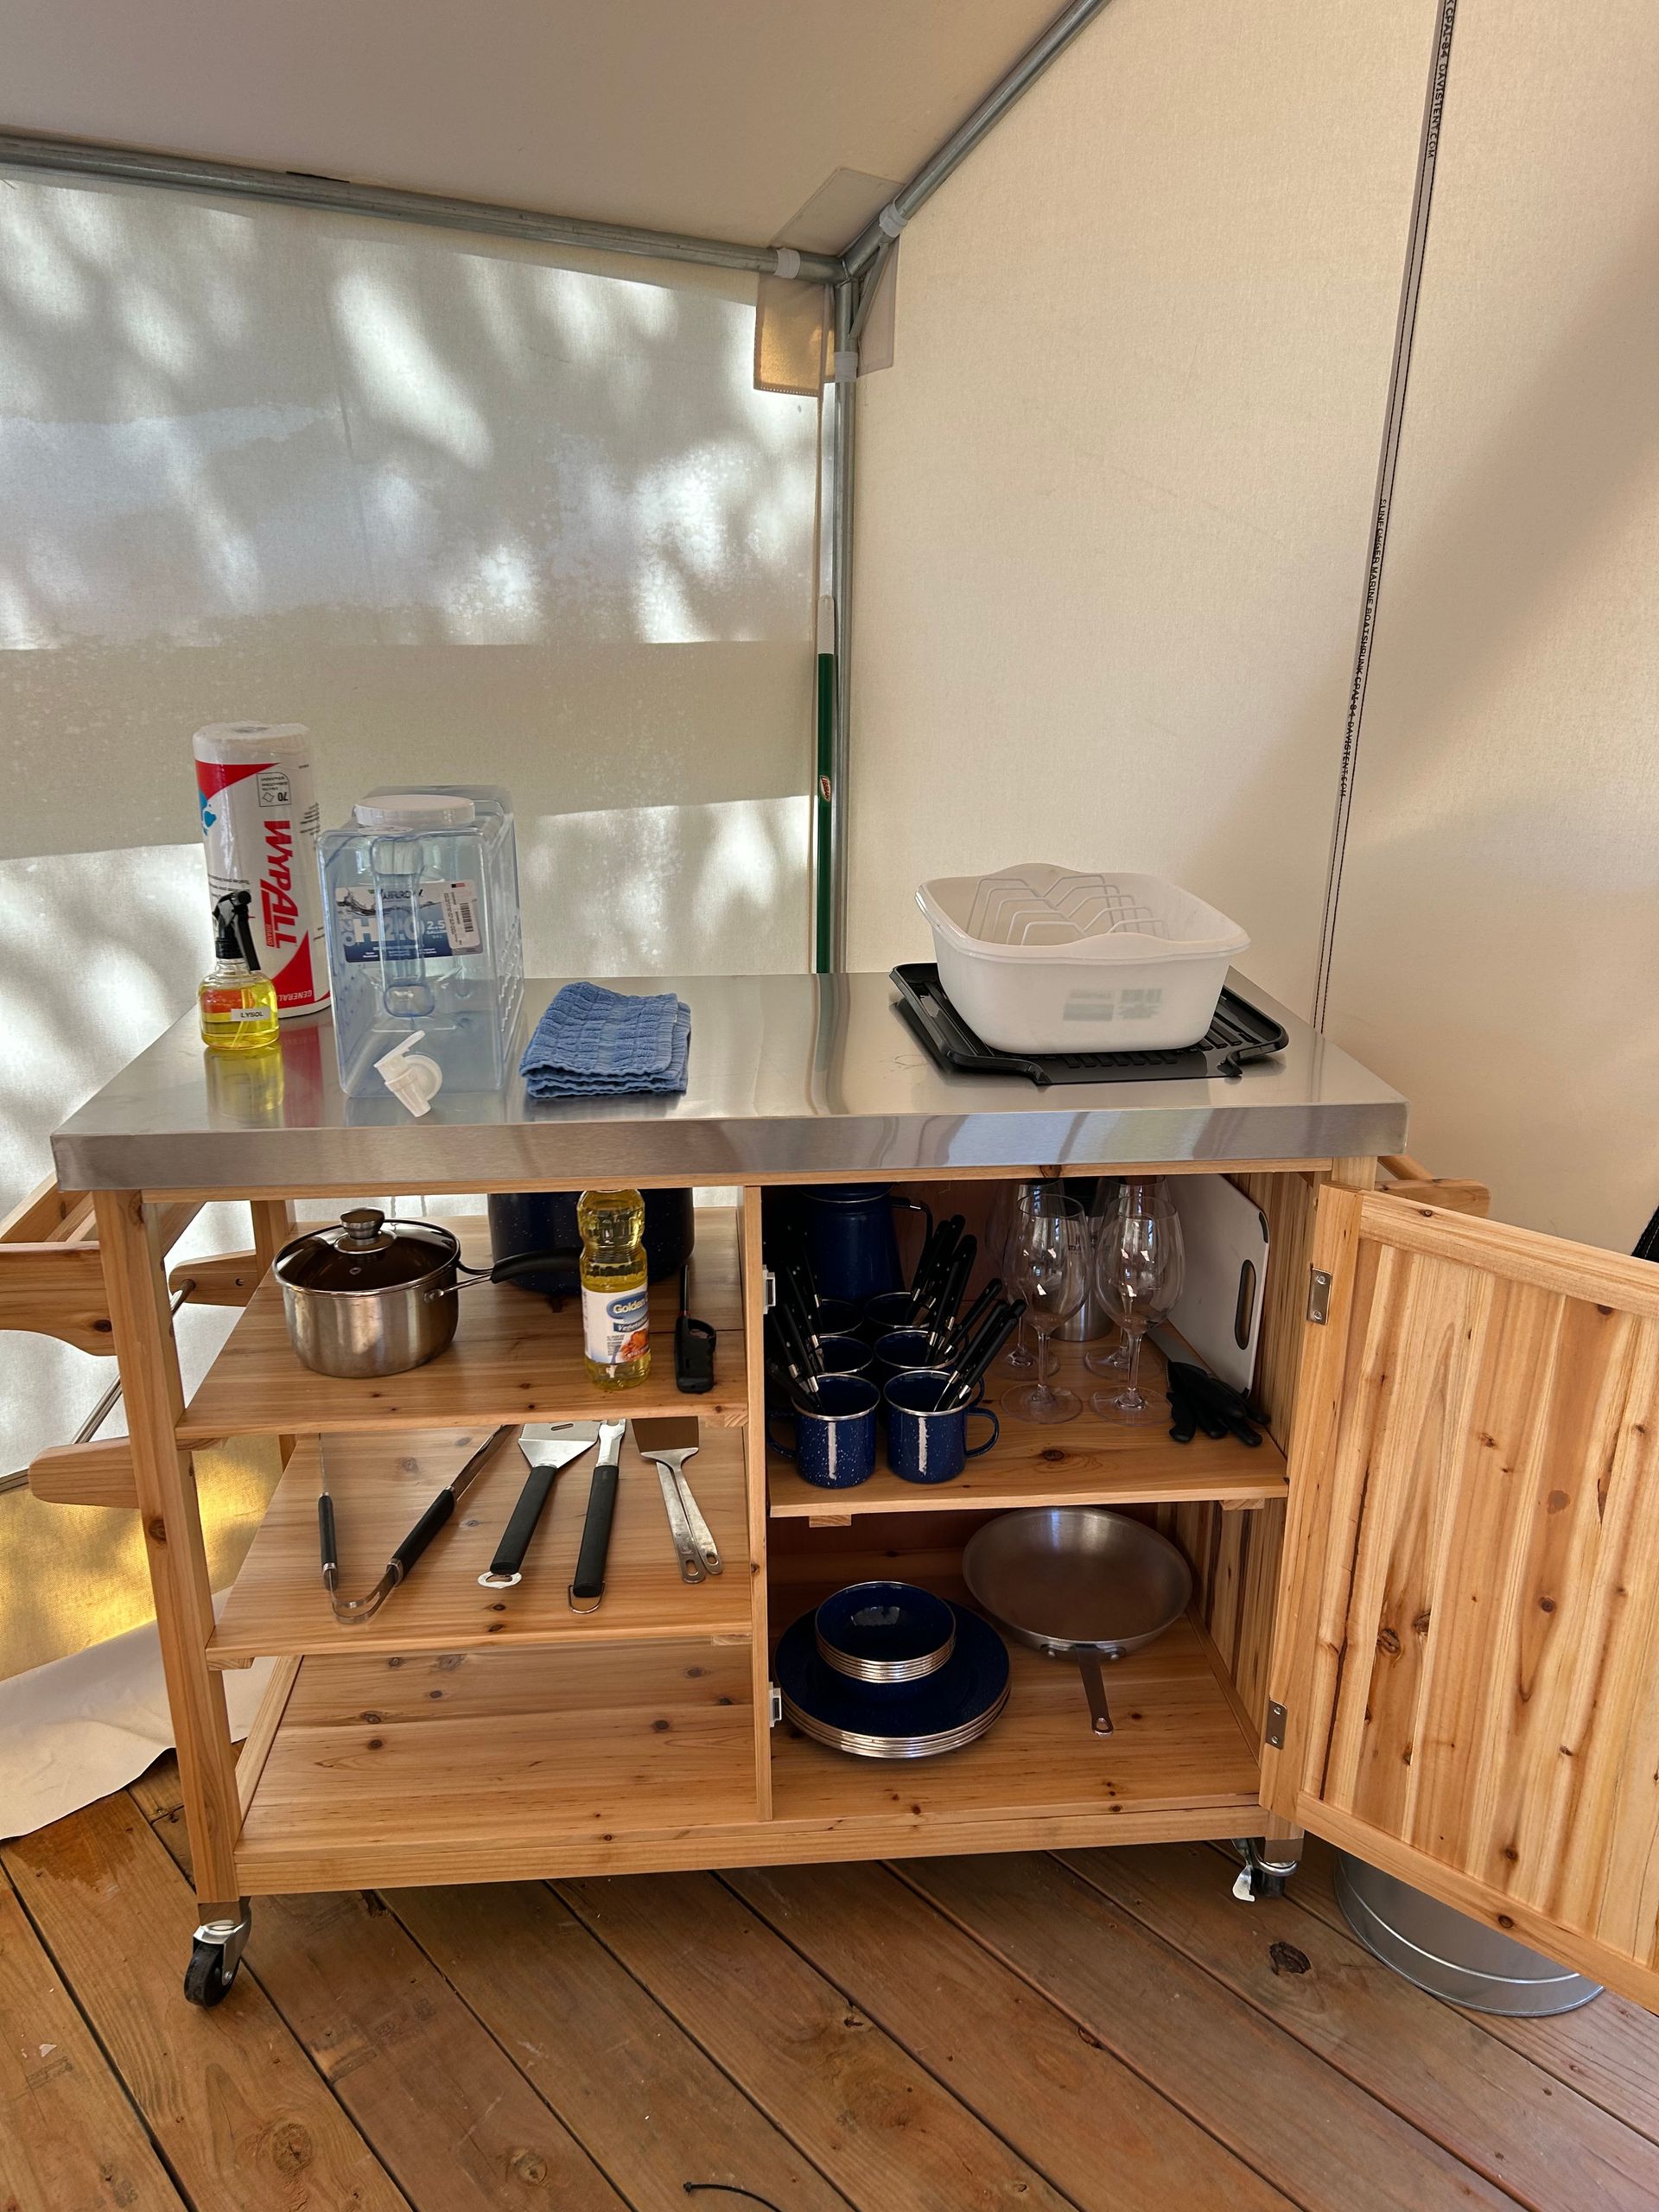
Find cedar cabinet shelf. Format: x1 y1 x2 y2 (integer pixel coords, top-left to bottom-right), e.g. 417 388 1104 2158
42 1119 1659 2016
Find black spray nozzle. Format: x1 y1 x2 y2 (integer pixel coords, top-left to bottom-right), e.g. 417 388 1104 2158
212 889 262 971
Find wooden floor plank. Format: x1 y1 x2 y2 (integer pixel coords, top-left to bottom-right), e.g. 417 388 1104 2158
126 1755 185 1826
1288 1838 1659 2150
727 1859 1292 2212
900 1852 1519 2212
1063 1843 1659 2212
0 1872 187 2212
391 1880 855 2212
556 1868 1084 2212
2 1796 408 2212
148 1805 631 2212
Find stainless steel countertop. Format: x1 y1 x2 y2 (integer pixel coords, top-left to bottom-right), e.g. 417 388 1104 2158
52 971 1408 1192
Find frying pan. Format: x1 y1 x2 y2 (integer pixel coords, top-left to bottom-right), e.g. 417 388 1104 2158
963 1508 1192 1737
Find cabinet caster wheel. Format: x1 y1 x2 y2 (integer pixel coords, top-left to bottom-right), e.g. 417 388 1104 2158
1229 1840 1297 1904
183 1902 251 2007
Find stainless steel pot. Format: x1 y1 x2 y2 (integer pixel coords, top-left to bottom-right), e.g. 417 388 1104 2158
274 1209 557 1379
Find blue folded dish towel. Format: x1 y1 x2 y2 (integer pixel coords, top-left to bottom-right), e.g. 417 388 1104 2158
519 981 691 1099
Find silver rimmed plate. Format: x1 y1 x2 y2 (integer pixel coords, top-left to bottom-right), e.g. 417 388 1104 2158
781 1681 1010 1759
776 1599 1010 1760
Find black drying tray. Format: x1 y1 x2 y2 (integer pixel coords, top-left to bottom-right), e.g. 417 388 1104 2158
890 963 1288 1089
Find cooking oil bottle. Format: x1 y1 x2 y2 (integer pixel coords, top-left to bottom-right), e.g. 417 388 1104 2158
199 889 280 1053
578 1186 651 1389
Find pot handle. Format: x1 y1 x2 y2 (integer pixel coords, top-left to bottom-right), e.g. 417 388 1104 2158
488 1247 581 1285
1076 1650 1116 1737
439 1248 582 1297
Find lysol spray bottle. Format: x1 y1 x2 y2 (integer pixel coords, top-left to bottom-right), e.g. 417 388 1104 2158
193 722 327 1016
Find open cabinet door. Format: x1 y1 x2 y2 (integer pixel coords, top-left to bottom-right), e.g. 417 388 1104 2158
1262 1187 1659 2010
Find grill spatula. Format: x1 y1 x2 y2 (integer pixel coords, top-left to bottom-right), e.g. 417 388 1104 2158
632 1417 721 1581
477 1422 601 1588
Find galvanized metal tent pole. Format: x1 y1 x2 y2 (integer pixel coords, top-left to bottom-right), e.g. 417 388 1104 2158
841 0 1114 279
826 280 858 972
0 130 844 282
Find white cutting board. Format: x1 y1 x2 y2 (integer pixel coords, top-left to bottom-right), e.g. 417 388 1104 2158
1168 1178 1268 1396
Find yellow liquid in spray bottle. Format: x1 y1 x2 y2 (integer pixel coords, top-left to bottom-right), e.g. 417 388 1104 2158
199 889 280 1053
578 1187 651 1389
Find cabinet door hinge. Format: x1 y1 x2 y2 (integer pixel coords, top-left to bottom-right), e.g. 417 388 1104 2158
762 1268 778 1313
1306 1268 1332 1324
1264 1699 1287 1749
768 1683 782 1726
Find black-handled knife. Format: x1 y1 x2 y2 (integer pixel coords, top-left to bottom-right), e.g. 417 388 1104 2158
924 1235 977 1351
906 1216 958 1313
940 1276 1004 1364
770 1300 823 1394
777 1250 822 1343
944 1298 1026 1408
569 1420 628 1611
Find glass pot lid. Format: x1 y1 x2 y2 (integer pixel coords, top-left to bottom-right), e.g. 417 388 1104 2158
275 1209 458 1294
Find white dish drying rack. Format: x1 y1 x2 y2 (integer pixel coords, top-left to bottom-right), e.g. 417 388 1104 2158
916 865 1250 1054
963 870 1175 948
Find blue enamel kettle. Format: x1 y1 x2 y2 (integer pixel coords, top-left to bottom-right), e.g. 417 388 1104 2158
799 1185 933 1306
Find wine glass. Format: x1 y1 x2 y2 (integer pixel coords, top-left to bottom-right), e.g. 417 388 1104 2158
1081 1179 1131 1375
987 1180 1040 1371
1003 1187 1089 1423
1091 1179 1184 1425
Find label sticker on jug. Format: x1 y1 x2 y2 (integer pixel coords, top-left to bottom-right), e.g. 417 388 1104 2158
582 1285 649 1370
334 880 482 962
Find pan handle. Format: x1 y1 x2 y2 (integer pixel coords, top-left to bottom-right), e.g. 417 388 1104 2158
1077 1651 1116 1737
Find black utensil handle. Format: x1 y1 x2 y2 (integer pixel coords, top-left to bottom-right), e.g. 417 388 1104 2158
676 1311 716 1393
488 1466 557 1579
1218 1407 1264 1447
907 1218 952 1301
921 1215 966 1303
571 1463 620 1602
779 1253 818 1330
772 1299 820 1380
950 1300 1025 1403
391 1489 456 1580
946 1278 1004 1358
926 1237 976 1342
489 1247 581 1285
317 1492 338 1574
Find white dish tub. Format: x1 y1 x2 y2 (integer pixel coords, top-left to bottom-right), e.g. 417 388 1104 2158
916 865 1250 1054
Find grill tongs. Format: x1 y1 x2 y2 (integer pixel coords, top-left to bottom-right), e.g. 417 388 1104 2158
317 1426 509 1624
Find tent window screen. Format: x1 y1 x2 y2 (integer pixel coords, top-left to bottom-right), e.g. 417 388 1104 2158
0 166 819 993
0 164 818 1510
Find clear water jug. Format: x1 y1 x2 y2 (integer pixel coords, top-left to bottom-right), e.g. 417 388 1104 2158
320 785 523 1102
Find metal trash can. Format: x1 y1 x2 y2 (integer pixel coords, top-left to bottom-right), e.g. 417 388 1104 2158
1335 1854 1602 2017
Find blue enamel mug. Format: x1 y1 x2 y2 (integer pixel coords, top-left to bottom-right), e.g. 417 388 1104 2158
884 1369 1000 1486
874 1327 986 1402
872 1325 939 1389
766 1373 879 1489
861 1289 919 1345
817 1332 873 1379
814 1297 864 1341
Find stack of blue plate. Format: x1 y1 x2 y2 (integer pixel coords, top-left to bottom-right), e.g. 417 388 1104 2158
777 1581 1010 1759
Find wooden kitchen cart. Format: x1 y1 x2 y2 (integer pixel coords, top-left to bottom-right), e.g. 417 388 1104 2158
35 972 1659 2016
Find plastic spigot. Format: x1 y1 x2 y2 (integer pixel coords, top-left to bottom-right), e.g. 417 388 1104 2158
374 1031 444 1116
